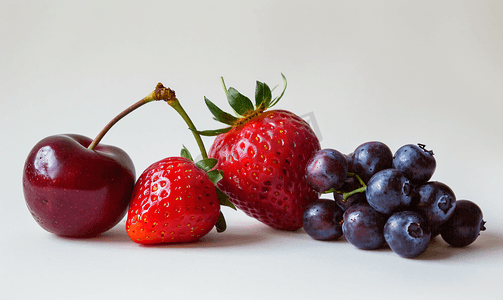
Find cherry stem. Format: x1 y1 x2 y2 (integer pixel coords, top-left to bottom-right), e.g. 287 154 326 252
88 87 168 150
154 83 209 160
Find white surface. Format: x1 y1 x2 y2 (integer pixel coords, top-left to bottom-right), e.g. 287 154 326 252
1 1 502 299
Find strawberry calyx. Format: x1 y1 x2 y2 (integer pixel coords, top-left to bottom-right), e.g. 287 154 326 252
179 145 236 233
198 74 288 136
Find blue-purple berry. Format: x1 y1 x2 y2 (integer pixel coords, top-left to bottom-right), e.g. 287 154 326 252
440 200 486 247
342 203 386 250
366 169 414 215
414 181 456 229
384 211 431 258
353 141 393 184
393 144 436 184
303 199 344 241
305 149 348 192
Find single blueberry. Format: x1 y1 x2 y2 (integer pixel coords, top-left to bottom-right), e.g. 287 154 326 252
305 149 348 192
414 181 456 229
440 200 486 247
384 211 431 258
366 169 413 215
342 203 386 250
393 144 436 184
303 199 344 241
353 141 393 184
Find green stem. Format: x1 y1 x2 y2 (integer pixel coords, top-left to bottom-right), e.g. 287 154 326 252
220 77 228 97
348 173 366 187
342 186 367 202
168 99 209 160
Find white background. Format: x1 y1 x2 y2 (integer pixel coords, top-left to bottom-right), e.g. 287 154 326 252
1 1 502 299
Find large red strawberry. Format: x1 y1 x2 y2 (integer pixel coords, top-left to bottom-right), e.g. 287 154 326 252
126 155 224 244
201 75 321 230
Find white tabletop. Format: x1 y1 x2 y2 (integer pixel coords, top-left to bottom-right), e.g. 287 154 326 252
2 1 502 299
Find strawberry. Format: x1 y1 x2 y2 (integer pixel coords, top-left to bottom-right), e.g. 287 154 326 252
125 83 234 245
201 75 321 230
126 154 226 244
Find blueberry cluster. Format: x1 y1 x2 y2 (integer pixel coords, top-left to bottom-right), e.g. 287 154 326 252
303 142 486 258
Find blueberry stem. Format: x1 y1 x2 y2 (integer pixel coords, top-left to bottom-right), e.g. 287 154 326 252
342 186 367 202
330 173 366 200
348 173 366 187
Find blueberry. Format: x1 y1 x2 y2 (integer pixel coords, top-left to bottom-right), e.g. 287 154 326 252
353 141 393 184
393 144 436 184
333 176 367 211
440 200 486 247
384 211 431 258
342 203 386 250
303 199 344 241
366 169 414 215
344 152 355 173
414 181 456 229
305 149 348 192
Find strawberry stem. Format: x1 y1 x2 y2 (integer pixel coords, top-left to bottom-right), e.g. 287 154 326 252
153 82 208 160
88 87 167 150
169 100 209 159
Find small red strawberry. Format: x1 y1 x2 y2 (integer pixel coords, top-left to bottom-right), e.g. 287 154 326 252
126 85 233 245
126 153 227 244
201 75 321 230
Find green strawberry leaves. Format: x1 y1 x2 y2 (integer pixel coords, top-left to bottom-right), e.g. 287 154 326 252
180 145 193 161
226 87 254 116
207 169 224 184
194 127 232 137
216 187 236 210
200 74 288 138
195 158 218 172
269 73 287 108
215 212 227 233
179 146 236 234
205 97 238 125
255 81 272 109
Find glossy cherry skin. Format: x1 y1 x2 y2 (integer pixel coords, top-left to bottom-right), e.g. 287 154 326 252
23 134 135 237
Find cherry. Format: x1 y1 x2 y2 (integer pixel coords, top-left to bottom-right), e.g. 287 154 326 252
22 84 176 237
